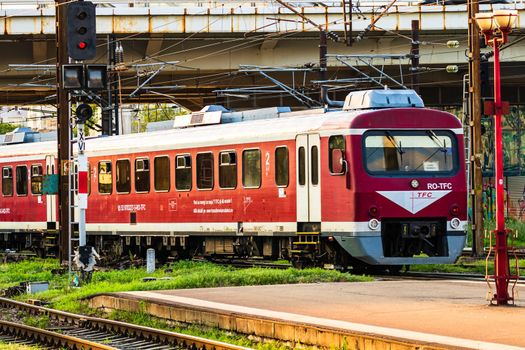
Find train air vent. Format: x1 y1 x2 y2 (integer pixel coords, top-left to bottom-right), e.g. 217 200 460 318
343 89 424 110
173 105 229 128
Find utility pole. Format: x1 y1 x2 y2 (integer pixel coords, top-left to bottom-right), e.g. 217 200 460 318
102 35 115 136
56 0 71 263
319 31 327 82
467 0 484 255
410 20 420 94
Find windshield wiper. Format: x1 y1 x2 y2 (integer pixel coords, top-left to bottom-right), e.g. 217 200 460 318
426 130 448 154
384 131 405 159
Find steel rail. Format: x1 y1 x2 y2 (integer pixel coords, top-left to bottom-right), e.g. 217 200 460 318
192 257 293 269
461 248 525 259
0 320 117 350
398 271 525 284
0 297 251 350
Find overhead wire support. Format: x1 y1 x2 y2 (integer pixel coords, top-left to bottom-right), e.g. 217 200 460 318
56 0 71 264
238 65 321 108
410 20 420 93
355 0 398 42
273 0 339 42
326 54 409 89
467 0 484 256
129 61 179 98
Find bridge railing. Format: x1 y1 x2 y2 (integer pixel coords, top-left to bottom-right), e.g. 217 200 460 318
0 0 521 10
0 0 444 10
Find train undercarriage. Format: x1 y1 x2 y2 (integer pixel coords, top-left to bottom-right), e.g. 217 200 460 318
0 219 457 273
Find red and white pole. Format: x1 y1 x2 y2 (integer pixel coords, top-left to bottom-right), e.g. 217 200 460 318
77 124 88 247
492 38 510 305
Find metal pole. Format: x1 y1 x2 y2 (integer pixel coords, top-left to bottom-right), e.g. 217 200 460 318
102 35 113 136
319 31 327 83
467 0 484 256
492 40 510 305
410 20 420 94
56 0 71 263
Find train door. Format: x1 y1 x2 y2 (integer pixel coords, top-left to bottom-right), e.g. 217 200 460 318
45 155 57 223
296 134 321 222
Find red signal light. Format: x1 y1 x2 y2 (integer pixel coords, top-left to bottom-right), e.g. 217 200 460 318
78 41 87 50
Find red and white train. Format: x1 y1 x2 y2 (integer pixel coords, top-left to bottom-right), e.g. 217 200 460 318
0 89 467 270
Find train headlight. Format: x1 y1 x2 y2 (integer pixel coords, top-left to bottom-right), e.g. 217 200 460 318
410 179 419 189
368 206 379 218
450 218 461 229
450 204 460 216
368 218 380 230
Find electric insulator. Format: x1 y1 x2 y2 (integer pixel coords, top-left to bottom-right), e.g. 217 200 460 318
446 65 459 73
446 40 460 48
115 42 124 65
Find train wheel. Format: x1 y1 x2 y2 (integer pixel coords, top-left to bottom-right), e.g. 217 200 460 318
34 247 46 259
386 265 403 275
291 258 304 269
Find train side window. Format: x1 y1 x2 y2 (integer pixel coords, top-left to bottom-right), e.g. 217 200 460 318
16 166 28 196
298 146 306 186
2 167 13 196
135 158 150 193
243 149 261 188
116 159 131 194
275 147 289 187
219 151 237 189
197 153 214 190
98 161 112 194
329 135 346 174
311 145 319 185
31 165 43 195
154 156 170 192
175 155 192 191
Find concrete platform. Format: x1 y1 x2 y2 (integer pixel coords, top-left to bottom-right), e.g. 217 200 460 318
89 280 525 350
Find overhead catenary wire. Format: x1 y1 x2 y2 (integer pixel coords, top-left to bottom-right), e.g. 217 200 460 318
1 0 523 110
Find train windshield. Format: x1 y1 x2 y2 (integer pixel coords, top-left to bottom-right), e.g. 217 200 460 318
364 130 456 175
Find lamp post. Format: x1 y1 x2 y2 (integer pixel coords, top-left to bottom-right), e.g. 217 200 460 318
474 9 517 305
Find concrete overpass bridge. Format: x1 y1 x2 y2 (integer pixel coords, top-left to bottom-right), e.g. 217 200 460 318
1 0 525 109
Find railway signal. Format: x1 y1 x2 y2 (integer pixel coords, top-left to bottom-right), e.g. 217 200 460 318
62 64 108 90
75 103 93 124
67 1 97 61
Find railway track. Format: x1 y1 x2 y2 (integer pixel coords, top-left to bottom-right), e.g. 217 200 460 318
192 257 292 269
394 271 525 284
0 297 251 350
0 320 116 350
462 248 525 259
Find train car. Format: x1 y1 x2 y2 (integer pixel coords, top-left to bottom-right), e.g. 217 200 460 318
0 89 467 270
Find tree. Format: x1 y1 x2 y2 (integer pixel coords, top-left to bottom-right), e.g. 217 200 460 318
133 104 187 133
0 123 18 135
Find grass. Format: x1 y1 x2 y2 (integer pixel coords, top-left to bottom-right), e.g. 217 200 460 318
466 217 525 248
0 343 41 350
0 259 369 349
23 314 50 329
0 259 59 288
410 256 525 274
108 309 297 350
0 259 371 314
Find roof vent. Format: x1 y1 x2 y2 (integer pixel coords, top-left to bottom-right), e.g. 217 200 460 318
173 105 229 128
343 89 424 110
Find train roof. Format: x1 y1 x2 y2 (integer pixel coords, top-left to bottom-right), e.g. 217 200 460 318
0 108 358 159
0 90 462 162
0 107 461 160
